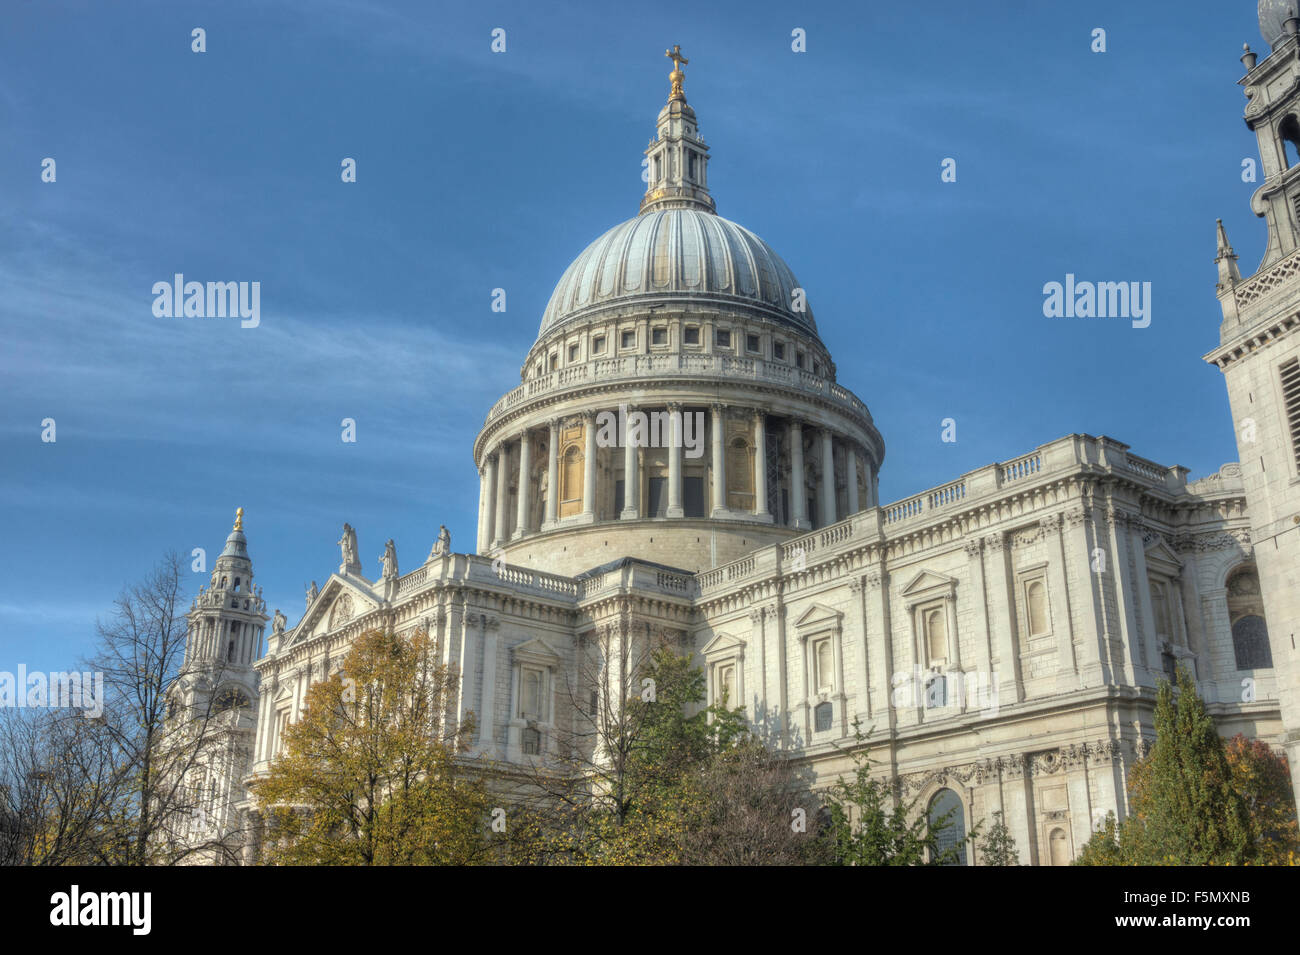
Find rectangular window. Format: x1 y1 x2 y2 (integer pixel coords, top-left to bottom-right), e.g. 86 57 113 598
652 326 667 345
715 329 731 348
549 353 558 372
1281 357 1300 471
568 343 579 362
683 476 706 517
746 334 760 353
774 342 786 360
621 330 635 349
796 351 806 369
684 326 700 345
688 151 697 181
592 335 606 355
648 476 667 516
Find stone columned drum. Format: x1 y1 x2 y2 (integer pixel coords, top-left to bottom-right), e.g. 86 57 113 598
472 60 883 576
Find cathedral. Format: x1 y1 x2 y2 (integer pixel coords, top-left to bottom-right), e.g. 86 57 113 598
173 7 1300 865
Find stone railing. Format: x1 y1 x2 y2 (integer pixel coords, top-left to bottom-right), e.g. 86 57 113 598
694 434 1193 599
484 353 872 425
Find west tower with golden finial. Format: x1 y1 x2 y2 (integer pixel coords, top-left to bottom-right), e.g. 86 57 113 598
165 508 268 861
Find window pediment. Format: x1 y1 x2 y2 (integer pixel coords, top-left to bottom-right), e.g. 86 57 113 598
513 637 561 668
793 603 843 634
1144 538 1182 577
701 631 745 660
901 570 957 604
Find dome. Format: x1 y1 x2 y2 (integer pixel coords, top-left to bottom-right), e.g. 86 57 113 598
538 209 819 341
1260 0 1297 47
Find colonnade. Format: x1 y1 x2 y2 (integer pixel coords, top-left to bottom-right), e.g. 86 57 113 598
476 404 877 552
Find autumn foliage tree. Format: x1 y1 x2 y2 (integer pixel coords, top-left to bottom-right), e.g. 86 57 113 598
1223 734 1299 865
250 628 493 865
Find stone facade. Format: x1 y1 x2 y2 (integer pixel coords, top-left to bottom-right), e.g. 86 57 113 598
175 27 1295 865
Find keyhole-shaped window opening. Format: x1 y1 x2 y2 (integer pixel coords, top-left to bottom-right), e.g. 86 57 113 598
1280 115 1300 168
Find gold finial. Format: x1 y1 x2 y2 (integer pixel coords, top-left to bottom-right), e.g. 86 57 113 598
665 44 688 102
233 507 244 531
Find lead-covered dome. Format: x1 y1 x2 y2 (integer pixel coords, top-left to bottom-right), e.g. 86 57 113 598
540 209 817 340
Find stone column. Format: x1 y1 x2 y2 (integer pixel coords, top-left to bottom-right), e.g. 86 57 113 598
666 402 684 518
847 445 860 514
478 616 499 756
582 411 597 520
544 419 559 528
621 405 639 519
790 419 809 529
710 403 727 516
514 429 531 539
984 533 1023 704
1042 513 1079 693
476 465 488 553
480 460 495 552
492 444 509 549
752 409 771 520
821 428 837 527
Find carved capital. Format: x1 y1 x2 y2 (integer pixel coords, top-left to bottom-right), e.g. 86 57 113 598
983 533 1006 552
1039 513 1064 534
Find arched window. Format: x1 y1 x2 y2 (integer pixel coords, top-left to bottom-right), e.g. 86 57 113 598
1227 566 1273 670
925 607 947 663
521 668 542 720
1233 616 1273 670
233 577 240 590
1026 579 1049 635
815 639 833 693
1281 114 1300 168
927 788 967 865
227 640 236 662
1049 827 1070 866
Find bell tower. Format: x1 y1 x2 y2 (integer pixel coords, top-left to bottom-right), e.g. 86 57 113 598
170 508 268 860
1207 1 1300 810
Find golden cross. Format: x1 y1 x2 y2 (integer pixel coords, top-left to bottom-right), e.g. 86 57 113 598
665 44 688 73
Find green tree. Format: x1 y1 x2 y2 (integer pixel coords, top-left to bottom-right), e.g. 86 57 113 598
1123 667 1252 865
1076 668 1256 866
1074 811 1123 866
822 724 977 866
977 811 1019 866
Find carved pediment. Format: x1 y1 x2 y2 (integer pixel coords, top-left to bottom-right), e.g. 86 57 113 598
793 603 842 632
512 636 561 667
288 575 381 647
900 570 957 600
701 631 745 659
1144 537 1183 576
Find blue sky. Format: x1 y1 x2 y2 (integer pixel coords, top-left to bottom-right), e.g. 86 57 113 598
0 0 1269 672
